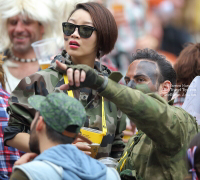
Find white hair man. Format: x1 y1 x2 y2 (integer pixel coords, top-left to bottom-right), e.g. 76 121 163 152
0 0 58 93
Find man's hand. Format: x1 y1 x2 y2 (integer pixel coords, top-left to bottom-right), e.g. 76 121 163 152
56 60 86 89
123 124 135 143
56 60 106 91
73 138 92 156
14 153 38 166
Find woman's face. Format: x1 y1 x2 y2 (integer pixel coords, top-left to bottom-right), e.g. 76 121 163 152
64 9 97 64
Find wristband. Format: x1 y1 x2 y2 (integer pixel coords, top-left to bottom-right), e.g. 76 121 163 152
97 76 108 93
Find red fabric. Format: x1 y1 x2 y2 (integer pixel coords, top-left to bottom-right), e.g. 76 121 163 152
0 86 21 179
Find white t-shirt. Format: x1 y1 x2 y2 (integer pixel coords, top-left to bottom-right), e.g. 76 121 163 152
3 60 21 94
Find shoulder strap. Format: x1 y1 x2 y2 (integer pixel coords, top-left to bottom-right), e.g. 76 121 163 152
63 75 74 98
117 131 144 172
102 97 107 135
63 75 107 136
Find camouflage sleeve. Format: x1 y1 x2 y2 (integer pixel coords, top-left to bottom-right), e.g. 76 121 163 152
10 169 29 180
100 79 198 151
110 110 126 158
4 69 62 145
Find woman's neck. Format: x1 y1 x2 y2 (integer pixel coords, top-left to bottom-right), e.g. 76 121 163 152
71 56 95 68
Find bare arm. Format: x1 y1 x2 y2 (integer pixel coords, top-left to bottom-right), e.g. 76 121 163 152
6 133 30 152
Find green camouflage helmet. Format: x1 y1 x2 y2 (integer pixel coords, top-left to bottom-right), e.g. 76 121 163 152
28 93 86 134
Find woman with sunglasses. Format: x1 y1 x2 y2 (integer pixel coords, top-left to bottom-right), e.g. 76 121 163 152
4 2 126 160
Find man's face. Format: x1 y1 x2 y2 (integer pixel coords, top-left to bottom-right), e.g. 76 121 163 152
7 14 44 53
29 112 40 154
125 59 160 92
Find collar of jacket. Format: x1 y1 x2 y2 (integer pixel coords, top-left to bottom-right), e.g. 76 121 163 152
50 50 111 76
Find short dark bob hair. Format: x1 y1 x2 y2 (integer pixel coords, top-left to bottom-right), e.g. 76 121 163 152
68 2 118 58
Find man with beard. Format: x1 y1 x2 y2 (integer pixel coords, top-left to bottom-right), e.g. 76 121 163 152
10 93 120 180
0 0 59 93
56 48 198 180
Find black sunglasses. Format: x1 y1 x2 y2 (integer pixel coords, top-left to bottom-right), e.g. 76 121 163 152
62 22 97 38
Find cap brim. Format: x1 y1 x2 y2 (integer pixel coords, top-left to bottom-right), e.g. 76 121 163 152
28 95 46 111
62 130 92 144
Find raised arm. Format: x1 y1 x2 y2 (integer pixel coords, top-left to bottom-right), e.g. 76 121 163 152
4 69 62 151
57 62 198 152
99 79 198 151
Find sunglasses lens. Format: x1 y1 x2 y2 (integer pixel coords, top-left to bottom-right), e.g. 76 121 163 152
79 26 94 38
63 23 75 36
63 23 96 38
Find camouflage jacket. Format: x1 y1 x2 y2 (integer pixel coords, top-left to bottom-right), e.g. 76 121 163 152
4 53 126 159
99 79 198 180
